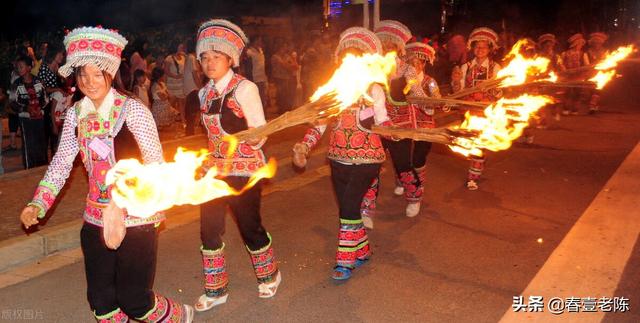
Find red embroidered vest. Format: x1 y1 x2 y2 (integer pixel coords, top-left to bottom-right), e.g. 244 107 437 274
463 60 498 102
75 92 164 227
563 49 584 69
386 75 437 129
327 104 386 164
201 74 267 177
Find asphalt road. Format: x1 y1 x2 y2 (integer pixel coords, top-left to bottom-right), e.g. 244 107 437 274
1 63 639 322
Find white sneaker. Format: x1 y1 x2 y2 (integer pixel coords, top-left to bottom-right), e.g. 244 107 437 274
405 202 421 217
466 180 478 191
362 214 374 229
393 186 404 196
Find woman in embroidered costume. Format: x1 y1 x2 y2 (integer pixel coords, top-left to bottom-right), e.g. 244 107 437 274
583 32 609 114
538 34 565 74
358 20 431 224
451 27 502 191
537 33 565 124
19 27 194 323
401 41 441 212
194 19 281 312
560 33 587 116
293 27 392 280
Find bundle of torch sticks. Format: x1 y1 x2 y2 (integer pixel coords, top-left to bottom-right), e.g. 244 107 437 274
232 94 341 142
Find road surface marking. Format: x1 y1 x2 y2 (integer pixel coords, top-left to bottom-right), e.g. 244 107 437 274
500 142 640 322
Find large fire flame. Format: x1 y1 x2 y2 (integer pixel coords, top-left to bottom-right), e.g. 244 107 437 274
310 52 396 111
587 45 635 89
594 45 635 70
106 140 277 218
497 39 551 87
446 43 634 157
449 94 554 157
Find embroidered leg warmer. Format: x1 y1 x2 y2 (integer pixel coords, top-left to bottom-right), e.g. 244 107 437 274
336 219 370 268
202 244 229 297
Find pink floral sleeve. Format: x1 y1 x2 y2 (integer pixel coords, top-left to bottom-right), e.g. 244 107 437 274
301 126 324 150
28 107 79 218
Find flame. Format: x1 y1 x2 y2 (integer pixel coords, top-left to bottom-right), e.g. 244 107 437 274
540 72 558 82
449 94 554 157
403 78 418 95
105 147 277 218
594 45 635 70
589 70 616 90
497 39 551 87
586 45 634 89
310 52 396 111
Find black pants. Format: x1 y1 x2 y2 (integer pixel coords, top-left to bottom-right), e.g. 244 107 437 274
382 138 413 176
200 176 269 251
19 117 48 169
8 114 20 132
184 90 200 136
330 161 381 220
383 138 432 172
412 141 432 168
383 138 431 202
80 223 157 318
564 88 582 112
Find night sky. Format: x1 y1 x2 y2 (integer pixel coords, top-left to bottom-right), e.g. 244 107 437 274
0 0 633 40
0 0 300 39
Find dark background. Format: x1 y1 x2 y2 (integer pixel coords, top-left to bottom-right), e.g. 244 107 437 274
1 0 638 40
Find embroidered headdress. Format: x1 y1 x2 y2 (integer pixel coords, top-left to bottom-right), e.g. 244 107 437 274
59 26 128 78
568 33 586 48
406 41 436 64
467 27 499 49
588 32 608 44
538 33 557 45
374 20 412 52
335 26 383 58
196 19 248 67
